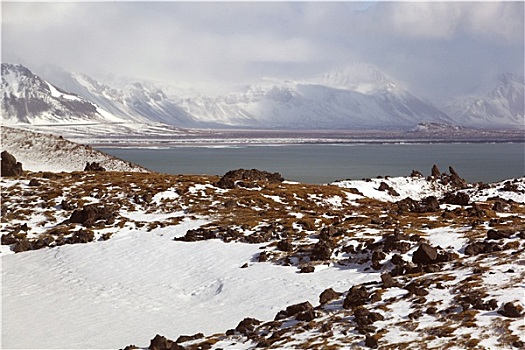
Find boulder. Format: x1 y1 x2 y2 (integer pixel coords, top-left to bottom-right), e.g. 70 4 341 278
235 318 261 335
84 162 106 171
175 333 204 343
487 229 513 240
380 273 396 288
311 240 333 260
431 164 441 178
498 302 523 318
215 169 284 189
343 285 369 309
319 288 341 305
441 192 470 206
148 334 183 350
412 243 438 265
1 151 23 177
69 204 115 227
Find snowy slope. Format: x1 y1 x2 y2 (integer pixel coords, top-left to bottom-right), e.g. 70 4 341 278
445 73 525 129
36 65 199 127
1 63 126 125
1 126 148 172
179 76 452 129
1 168 524 349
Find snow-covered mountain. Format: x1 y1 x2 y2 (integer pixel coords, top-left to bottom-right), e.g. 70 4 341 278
179 65 453 130
1 63 127 125
445 73 524 129
35 65 197 127
4 62 522 130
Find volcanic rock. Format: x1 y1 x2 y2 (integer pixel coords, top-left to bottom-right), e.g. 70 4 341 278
215 169 284 189
487 229 513 240
431 164 441 178
235 318 261 335
498 302 524 318
412 243 438 265
441 192 470 206
69 204 115 227
84 162 106 171
1 151 23 177
319 288 341 305
149 334 182 350
343 285 369 309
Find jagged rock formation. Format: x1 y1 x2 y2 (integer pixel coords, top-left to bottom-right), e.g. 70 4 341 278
1 150 23 176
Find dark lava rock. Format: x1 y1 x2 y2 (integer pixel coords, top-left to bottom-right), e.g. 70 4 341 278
343 285 369 309
464 241 501 256
296 309 316 322
175 333 204 343
285 301 314 317
378 182 399 196
380 273 396 288
404 282 429 296
235 317 261 335
449 166 468 188
364 335 379 348
422 196 440 212
61 200 74 211
84 162 106 172
487 229 513 240
498 302 524 318
1 151 23 177
441 192 470 206
69 204 115 227
311 240 333 260
426 307 438 315
319 288 341 305
149 334 182 350
412 243 438 265
215 169 284 189
277 239 293 252
69 230 95 244
299 265 315 273
28 178 41 186
13 239 31 253
431 164 441 178
258 251 268 262
411 170 423 177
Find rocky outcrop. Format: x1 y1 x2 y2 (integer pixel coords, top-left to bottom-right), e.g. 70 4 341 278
1 151 23 176
215 169 284 189
84 162 106 171
69 204 116 227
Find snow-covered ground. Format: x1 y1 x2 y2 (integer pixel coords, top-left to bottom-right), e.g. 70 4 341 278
2 217 378 348
1 126 148 172
1 141 524 349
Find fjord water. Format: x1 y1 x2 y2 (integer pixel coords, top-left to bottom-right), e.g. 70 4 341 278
98 143 524 184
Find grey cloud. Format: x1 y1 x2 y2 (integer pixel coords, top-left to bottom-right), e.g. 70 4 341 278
2 2 523 101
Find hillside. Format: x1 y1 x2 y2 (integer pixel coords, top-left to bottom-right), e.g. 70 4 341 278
1 160 523 349
444 73 525 129
1 126 148 172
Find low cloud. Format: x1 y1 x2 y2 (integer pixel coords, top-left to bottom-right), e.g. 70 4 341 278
2 2 523 101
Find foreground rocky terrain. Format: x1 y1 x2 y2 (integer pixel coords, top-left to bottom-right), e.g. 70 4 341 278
1 153 524 348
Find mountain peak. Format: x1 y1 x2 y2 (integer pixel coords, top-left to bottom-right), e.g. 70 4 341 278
314 63 396 93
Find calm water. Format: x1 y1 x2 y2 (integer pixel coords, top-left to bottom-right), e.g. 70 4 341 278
97 143 525 184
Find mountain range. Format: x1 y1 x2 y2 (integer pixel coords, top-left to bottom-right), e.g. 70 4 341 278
1 63 523 130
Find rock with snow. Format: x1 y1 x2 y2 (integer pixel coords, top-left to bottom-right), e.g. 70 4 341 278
412 243 438 265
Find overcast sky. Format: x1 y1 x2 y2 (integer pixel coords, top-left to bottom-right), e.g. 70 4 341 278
2 1 524 101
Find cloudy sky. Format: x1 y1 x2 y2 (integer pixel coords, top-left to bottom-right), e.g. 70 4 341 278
2 1 524 101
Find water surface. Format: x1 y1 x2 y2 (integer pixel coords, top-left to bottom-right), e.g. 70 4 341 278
97 143 525 184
